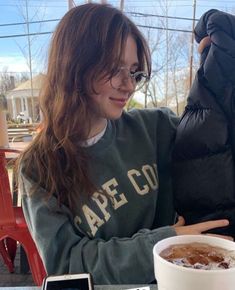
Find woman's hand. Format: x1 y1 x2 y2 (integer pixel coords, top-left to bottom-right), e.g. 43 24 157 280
173 216 233 241
198 36 211 54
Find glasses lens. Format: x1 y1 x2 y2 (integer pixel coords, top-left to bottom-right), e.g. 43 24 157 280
134 72 148 91
110 69 122 90
111 69 149 91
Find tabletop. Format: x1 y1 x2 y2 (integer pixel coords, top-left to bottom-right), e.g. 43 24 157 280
0 286 158 290
1 141 31 160
9 142 31 151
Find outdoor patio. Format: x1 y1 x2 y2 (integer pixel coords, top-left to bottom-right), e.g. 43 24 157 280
0 245 34 287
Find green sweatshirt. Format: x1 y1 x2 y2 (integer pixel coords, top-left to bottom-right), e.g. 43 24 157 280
20 108 179 284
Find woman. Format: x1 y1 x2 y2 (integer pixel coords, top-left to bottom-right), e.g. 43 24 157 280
18 3 230 284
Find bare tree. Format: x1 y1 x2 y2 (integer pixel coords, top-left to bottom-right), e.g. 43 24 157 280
127 2 168 107
0 68 14 94
169 32 190 115
14 0 46 122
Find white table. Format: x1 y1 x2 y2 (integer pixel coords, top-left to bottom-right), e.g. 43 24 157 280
0 286 158 290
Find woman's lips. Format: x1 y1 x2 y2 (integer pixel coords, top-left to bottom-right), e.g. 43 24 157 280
109 97 128 107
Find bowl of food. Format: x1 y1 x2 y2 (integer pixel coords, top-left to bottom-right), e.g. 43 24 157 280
153 235 235 290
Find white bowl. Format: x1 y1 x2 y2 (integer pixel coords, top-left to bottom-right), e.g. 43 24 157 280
153 235 235 290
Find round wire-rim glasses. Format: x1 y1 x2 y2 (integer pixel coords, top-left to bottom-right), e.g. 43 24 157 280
110 67 150 92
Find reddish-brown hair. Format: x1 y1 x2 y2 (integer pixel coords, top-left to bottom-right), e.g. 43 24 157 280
17 3 151 211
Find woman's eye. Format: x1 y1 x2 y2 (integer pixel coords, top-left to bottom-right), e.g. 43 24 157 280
135 74 143 82
130 70 137 74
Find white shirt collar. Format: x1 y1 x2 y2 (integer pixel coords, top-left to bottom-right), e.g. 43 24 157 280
81 120 108 147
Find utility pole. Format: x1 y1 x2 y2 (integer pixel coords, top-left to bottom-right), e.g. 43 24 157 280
120 0 124 12
189 0 196 89
164 1 169 107
25 0 35 122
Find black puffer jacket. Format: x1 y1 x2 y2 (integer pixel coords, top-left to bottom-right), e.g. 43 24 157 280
172 9 235 237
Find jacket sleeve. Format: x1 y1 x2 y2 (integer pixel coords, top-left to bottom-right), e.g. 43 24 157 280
20 171 176 285
172 9 235 236
174 9 235 160
194 9 235 120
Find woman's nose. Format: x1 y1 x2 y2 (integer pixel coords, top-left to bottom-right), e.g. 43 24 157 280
119 76 136 93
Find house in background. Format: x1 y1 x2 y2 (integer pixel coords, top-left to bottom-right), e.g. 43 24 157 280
6 73 45 122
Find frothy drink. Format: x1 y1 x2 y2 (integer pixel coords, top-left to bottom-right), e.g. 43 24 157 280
160 242 235 270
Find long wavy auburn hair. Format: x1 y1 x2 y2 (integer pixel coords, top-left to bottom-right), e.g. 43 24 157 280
16 3 151 212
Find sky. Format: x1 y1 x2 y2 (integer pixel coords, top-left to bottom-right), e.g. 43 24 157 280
0 0 235 75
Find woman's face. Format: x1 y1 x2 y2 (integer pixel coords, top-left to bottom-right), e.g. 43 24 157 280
90 35 139 123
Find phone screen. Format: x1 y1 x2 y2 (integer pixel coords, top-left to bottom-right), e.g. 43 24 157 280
45 278 90 290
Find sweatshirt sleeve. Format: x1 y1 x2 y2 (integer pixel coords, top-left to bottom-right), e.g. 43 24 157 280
20 172 176 285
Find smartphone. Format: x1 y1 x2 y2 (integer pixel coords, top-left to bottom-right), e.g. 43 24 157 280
42 273 94 290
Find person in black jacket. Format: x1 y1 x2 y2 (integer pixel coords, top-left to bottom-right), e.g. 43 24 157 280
172 9 235 238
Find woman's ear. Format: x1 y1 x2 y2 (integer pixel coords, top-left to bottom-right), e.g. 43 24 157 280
198 36 211 54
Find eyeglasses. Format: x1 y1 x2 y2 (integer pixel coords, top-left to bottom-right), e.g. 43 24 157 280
110 67 149 92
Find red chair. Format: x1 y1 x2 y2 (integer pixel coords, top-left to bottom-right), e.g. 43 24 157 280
0 147 46 285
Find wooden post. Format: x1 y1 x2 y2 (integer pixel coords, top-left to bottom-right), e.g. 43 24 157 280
68 0 74 10
120 0 124 12
0 110 9 147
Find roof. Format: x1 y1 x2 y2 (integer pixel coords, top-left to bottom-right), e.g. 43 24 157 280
11 73 45 91
6 73 45 99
